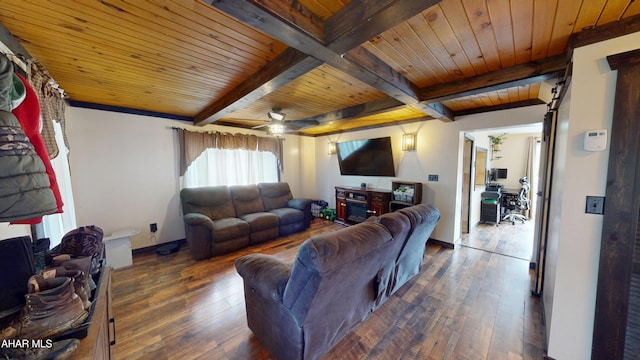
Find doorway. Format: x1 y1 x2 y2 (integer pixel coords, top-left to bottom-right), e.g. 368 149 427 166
461 136 474 234
460 126 542 262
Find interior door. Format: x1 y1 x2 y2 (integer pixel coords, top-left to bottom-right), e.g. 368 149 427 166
532 110 558 295
461 136 474 234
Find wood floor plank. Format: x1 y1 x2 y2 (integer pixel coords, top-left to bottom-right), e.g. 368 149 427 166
111 219 545 359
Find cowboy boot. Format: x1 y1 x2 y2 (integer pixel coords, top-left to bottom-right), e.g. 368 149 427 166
41 267 91 310
17 275 88 340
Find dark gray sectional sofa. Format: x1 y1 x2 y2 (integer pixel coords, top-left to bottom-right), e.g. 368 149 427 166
180 182 312 260
235 203 440 360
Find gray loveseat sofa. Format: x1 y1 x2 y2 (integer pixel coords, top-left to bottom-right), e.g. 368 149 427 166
180 182 312 260
235 203 440 360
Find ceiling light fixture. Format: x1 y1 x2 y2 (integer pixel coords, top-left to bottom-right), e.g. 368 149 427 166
268 108 286 122
269 123 285 136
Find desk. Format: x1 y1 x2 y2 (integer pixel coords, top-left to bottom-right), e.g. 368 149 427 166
500 189 520 209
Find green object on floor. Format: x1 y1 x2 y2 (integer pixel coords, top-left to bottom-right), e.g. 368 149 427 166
320 208 336 221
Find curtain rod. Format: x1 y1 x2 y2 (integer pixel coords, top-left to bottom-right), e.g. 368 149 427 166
168 126 285 140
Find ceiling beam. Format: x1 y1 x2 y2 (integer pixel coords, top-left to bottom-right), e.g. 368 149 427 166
325 0 442 55
299 97 406 124
249 0 325 42
201 0 451 125
454 99 545 117
419 55 568 103
569 14 640 56
195 48 322 125
299 116 431 137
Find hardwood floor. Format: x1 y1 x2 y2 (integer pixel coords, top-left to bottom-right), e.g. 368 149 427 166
460 220 535 262
111 219 545 360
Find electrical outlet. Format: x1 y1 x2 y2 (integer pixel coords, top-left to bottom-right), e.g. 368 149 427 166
150 223 158 233
585 196 605 215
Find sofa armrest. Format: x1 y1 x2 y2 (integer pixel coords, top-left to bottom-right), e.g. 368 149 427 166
183 213 214 230
287 198 312 211
182 213 214 260
235 254 291 301
288 198 313 228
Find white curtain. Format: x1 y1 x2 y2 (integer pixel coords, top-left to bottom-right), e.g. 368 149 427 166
41 121 77 248
182 148 279 189
523 136 541 218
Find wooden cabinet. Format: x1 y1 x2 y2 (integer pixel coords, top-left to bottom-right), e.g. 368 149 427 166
336 198 347 223
389 181 423 212
370 192 390 217
335 186 391 225
72 266 114 360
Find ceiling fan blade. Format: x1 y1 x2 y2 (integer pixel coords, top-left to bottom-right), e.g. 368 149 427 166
252 123 270 129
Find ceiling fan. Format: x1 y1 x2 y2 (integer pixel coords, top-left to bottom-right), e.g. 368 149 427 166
252 108 319 135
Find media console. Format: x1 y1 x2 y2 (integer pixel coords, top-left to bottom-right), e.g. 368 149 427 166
335 186 392 225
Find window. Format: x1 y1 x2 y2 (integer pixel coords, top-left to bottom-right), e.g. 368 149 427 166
40 121 77 248
182 147 278 188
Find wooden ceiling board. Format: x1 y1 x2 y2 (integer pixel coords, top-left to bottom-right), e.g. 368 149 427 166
1 0 287 114
222 63 387 121
417 5 484 76
442 82 542 112
486 0 517 68
404 12 473 79
627 0 640 16
4 7 253 86
511 0 535 64
364 34 447 87
1 0 637 136
436 0 490 75
296 0 350 20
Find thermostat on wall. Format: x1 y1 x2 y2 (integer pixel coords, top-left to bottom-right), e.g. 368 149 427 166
584 129 607 151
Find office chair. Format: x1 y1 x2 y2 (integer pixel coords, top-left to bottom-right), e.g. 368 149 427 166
502 177 530 224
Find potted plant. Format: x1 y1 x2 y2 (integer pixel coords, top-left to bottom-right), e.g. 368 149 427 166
488 133 507 151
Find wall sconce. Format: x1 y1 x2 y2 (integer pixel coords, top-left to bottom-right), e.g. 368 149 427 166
327 141 337 155
402 133 416 151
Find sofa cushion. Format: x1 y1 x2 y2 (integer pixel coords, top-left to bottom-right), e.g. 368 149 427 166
240 212 279 232
258 182 293 210
180 186 236 221
269 207 303 225
229 185 265 216
212 217 250 242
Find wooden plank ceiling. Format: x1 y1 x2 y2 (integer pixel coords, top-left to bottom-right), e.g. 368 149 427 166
1 0 639 136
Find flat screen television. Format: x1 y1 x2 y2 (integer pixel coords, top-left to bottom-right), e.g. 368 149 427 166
489 168 508 180
336 137 396 176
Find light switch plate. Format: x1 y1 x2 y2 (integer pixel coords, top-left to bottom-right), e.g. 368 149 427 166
585 196 605 215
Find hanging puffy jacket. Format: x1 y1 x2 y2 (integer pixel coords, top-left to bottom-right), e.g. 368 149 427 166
0 56 57 222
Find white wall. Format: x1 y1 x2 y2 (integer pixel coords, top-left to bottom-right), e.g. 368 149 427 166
65 107 305 249
489 133 538 189
313 105 546 245
543 31 640 360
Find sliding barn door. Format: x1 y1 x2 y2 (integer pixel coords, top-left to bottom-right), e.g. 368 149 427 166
531 105 559 295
